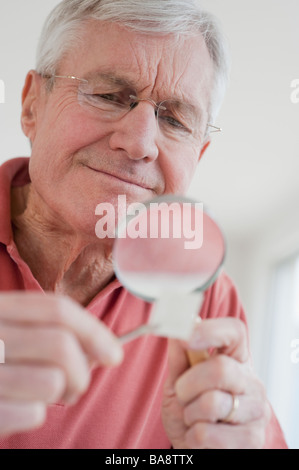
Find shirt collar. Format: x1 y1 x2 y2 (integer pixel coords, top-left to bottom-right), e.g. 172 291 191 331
0 157 31 246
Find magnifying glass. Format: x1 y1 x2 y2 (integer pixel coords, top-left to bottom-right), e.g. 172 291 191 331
112 194 226 357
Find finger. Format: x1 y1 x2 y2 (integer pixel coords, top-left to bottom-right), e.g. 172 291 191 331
164 338 190 395
185 421 265 449
0 293 123 366
183 390 265 426
175 354 257 404
0 364 66 403
188 318 249 363
2 323 90 402
0 400 46 437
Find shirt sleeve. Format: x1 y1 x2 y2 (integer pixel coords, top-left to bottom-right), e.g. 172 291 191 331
200 271 288 449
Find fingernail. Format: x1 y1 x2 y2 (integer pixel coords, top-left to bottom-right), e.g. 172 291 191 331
65 393 80 406
110 344 124 364
102 341 124 366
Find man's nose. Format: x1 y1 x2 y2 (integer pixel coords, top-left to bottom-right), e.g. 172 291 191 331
108 102 159 162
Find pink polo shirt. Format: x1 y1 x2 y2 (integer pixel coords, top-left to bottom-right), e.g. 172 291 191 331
0 158 287 448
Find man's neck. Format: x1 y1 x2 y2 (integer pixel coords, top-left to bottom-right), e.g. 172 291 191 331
11 184 115 306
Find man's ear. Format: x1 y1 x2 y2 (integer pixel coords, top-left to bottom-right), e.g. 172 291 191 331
21 70 43 143
198 138 211 163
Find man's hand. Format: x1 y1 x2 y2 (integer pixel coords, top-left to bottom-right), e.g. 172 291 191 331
162 317 271 449
0 292 123 437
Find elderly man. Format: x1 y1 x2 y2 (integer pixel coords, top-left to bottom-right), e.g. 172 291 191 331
0 0 287 449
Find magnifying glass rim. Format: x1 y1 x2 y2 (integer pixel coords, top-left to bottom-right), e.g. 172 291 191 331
113 194 226 302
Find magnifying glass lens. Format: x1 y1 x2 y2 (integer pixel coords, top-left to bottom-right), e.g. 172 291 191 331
113 196 225 301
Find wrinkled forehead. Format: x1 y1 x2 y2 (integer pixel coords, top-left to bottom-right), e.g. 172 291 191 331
61 20 214 107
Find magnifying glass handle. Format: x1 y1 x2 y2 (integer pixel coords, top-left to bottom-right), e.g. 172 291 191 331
186 316 210 366
187 348 209 366
119 324 157 344
119 294 211 366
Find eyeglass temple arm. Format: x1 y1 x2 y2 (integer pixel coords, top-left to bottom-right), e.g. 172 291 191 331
207 124 222 133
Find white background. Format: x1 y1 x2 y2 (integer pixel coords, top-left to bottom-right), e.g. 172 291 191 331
1 0 299 446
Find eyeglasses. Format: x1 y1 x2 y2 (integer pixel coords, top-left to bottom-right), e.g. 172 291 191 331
43 74 222 142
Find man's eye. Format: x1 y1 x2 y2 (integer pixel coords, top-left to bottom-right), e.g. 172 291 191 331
93 93 122 103
160 115 190 132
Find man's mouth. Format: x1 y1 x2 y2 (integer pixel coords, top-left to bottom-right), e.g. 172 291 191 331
85 165 153 191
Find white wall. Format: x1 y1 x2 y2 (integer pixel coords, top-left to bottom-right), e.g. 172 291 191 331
225 194 299 384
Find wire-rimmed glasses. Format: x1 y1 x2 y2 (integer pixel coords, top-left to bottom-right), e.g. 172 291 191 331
42 74 222 142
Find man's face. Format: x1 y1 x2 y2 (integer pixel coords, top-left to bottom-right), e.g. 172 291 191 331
23 21 214 238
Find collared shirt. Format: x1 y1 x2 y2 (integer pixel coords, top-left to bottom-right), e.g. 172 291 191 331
0 158 287 448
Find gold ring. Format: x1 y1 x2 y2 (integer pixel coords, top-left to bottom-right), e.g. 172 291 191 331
222 394 239 423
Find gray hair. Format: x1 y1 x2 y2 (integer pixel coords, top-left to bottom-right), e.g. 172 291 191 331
36 0 230 127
